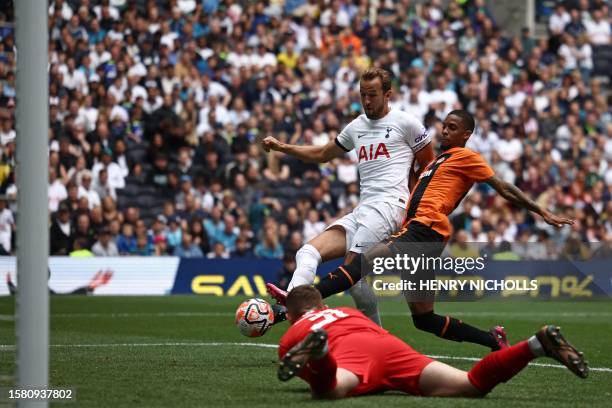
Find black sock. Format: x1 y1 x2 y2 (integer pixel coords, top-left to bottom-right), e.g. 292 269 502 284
315 255 363 299
412 311 497 350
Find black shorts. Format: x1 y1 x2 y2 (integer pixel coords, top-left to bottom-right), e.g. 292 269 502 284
386 221 446 302
388 221 446 255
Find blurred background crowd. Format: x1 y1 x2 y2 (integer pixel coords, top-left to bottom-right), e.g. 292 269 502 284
0 0 609 262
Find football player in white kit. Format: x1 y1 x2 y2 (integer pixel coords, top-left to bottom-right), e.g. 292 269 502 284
262 68 434 325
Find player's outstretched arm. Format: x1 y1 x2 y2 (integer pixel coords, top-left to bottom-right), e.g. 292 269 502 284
485 176 574 228
261 137 346 163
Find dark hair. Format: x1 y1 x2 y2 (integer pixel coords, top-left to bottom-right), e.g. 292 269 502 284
448 109 475 133
286 285 324 318
360 68 392 93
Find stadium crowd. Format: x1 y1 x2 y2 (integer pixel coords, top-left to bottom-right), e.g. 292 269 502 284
0 0 609 262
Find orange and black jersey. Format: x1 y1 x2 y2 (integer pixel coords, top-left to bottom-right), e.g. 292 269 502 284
402 147 494 239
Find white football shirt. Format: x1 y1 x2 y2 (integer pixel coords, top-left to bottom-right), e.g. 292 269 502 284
335 109 430 208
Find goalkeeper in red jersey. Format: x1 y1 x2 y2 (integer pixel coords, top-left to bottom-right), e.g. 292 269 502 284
278 286 587 399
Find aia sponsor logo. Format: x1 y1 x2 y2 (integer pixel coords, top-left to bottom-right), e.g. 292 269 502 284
358 143 390 162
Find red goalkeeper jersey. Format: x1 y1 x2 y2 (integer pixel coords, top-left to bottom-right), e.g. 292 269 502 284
279 307 433 396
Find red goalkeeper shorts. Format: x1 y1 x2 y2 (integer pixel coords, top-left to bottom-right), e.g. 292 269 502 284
328 331 434 396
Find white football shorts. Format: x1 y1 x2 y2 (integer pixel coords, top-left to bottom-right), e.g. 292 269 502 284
326 202 405 254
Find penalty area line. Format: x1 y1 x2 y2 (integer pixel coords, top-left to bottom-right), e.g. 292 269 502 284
0 342 610 373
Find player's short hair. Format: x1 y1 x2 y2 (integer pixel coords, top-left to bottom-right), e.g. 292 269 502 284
286 286 324 318
448 109 475 133
360 68 392 93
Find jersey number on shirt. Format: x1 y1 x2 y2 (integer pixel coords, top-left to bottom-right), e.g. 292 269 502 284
306 309 349 331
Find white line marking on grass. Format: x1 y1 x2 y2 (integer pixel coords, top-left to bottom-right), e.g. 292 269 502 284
0 342 610 373
49 342 279 349
426 354 612 372
51 312 233 318
0 314 14 321
48 311 612 318
381 312 612 318
0 342 277 352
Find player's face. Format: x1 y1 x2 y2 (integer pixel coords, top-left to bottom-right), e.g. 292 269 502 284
360 78 389 119
440 115 471 150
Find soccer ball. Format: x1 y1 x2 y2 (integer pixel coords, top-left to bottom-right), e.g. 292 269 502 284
235 298 275 337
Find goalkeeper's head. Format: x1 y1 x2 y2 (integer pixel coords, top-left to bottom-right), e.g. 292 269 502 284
286 286 325 323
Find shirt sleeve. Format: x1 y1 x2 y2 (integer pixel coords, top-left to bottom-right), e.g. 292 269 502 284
335 118 357 152
401 112 431 152
463 150 495 182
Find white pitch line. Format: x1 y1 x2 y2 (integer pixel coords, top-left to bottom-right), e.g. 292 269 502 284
51 312 234 318
0 342 610 373
49 342 280 349
382 311 612 318
426 354 612 372
0 342 278 351
46 311 612 318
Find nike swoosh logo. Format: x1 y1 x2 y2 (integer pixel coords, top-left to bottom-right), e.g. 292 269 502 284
355 244 365 248
357 134 367 139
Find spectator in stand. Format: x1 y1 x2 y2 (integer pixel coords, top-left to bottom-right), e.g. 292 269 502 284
50 203 73 255
77 169 101 209
154 235 169 256
0 0 605 259
204 206 224 240
254 218 284 260
302 208 326 243
233 235 254 258
92 227 119 257
92 147 125 191
174 230 203 258
190 217 210 256
74 213 95 249
211 214 239 253
166 216 183 251
61 182 81 213
584 8 610 45
116 223 137 255
48 167 67 213
93 168 116 201
447 230 481 258
70 237 94 257
134 233 154 256
207 242 230 259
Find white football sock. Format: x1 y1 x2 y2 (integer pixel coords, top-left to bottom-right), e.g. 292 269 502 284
288 244 322 291
528 335 545 357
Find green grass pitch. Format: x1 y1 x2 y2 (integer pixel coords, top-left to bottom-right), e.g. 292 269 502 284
1 295 611 407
